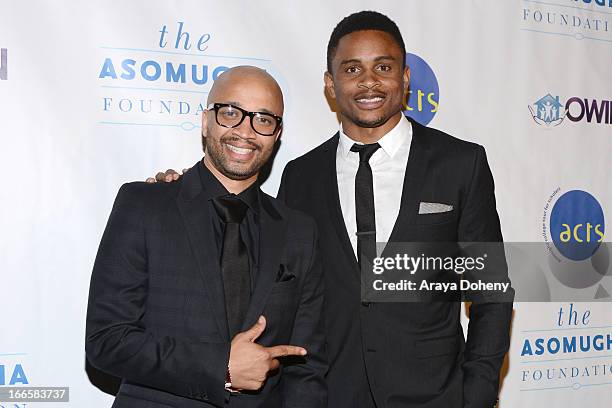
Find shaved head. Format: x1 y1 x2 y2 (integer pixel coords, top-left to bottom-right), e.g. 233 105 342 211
207 66 284 114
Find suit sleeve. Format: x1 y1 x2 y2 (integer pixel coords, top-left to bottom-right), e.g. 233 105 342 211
457 146 514 408
280 218 328 407
85 184 230 406
276 160 292 204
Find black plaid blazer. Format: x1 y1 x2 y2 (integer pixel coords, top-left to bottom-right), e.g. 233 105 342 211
86 161 327 408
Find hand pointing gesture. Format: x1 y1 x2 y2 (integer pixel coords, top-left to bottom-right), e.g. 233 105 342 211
228 316 307 391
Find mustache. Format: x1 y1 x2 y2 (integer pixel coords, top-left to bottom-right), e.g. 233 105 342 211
221 135 262 151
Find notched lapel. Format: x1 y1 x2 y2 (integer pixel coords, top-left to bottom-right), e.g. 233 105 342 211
323 133 360 276
176 165 229 341
386 119 433 246
242 196 288 330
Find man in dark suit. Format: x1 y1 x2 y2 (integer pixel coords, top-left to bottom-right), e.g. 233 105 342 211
152 11 513 408
277 11 513 408
86 66 327 408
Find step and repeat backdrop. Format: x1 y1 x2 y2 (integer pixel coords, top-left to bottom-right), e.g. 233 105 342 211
1 0 611 407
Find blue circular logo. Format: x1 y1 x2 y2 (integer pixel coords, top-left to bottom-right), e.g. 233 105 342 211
550 190 605 261
403 53 439 126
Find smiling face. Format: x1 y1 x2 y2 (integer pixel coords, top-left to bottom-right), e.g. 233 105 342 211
202 67 283 186
325 30 410 142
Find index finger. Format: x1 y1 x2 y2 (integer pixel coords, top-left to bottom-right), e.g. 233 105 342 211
266 345 307 358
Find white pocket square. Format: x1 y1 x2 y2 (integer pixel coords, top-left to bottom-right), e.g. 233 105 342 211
419 202 453 214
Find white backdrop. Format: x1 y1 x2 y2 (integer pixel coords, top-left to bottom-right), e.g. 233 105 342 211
1 1 611 407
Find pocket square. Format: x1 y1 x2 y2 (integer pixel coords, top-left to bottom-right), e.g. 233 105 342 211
419 202 453 214
276 265 296 282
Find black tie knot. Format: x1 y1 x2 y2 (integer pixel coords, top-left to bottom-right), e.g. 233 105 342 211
351 143 381 163
212 195 249 224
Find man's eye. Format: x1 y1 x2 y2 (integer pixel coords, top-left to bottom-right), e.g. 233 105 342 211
255 115 273 126
345 66 360 74
221 110 239 118
377 65 392 72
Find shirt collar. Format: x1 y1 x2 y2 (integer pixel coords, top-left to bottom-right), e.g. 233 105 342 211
338 114 412 158
197 160 261 214
236 178 260 214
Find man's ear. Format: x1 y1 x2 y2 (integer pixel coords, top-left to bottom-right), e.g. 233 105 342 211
324 71 335 99
403 65 411 94
202 109 208 130
201 110 208 153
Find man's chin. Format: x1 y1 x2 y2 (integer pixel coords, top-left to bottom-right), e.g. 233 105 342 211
354 115 390 129
220 163 260 181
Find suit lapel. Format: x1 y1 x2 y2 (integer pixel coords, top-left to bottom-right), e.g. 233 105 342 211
242 195 287 329
386 118 433 245
322 133 360 276
176 164 229 341
322 122 431 268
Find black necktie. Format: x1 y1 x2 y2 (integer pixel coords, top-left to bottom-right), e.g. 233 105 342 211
212 195 250 338
351 143 381 270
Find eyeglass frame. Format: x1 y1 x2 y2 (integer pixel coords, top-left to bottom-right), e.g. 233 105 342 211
206 103 283 136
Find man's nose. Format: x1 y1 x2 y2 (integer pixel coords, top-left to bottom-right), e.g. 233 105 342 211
233 117 257 140
359 70 381 89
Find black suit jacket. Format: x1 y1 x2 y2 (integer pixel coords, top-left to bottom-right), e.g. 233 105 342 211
278 118 513 408
86 162 327 408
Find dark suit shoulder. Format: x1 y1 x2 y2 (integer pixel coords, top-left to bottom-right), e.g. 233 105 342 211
114 180 181 212
417 122 483 155
286 133 338 170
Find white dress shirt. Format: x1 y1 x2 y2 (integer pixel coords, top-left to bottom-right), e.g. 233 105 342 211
336 115 413 257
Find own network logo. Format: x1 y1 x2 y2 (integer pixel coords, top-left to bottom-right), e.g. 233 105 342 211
403 53 439 126
529 93 567 127
550 190 605 261
529 93 612 127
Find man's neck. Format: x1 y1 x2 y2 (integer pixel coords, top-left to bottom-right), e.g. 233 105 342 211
341 111 403 144
203 156 256 194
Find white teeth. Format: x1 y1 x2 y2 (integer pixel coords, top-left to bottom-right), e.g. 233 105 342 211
357 97 383 103
226 144 253 155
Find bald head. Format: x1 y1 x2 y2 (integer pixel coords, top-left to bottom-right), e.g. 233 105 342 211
207 66 284 115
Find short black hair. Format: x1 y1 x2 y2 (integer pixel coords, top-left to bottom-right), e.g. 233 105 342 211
326 10 406 73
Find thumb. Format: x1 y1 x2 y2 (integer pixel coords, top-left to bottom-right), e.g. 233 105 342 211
244 315 266 342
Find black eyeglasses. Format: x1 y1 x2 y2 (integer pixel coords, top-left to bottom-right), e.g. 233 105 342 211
206 103 282 136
